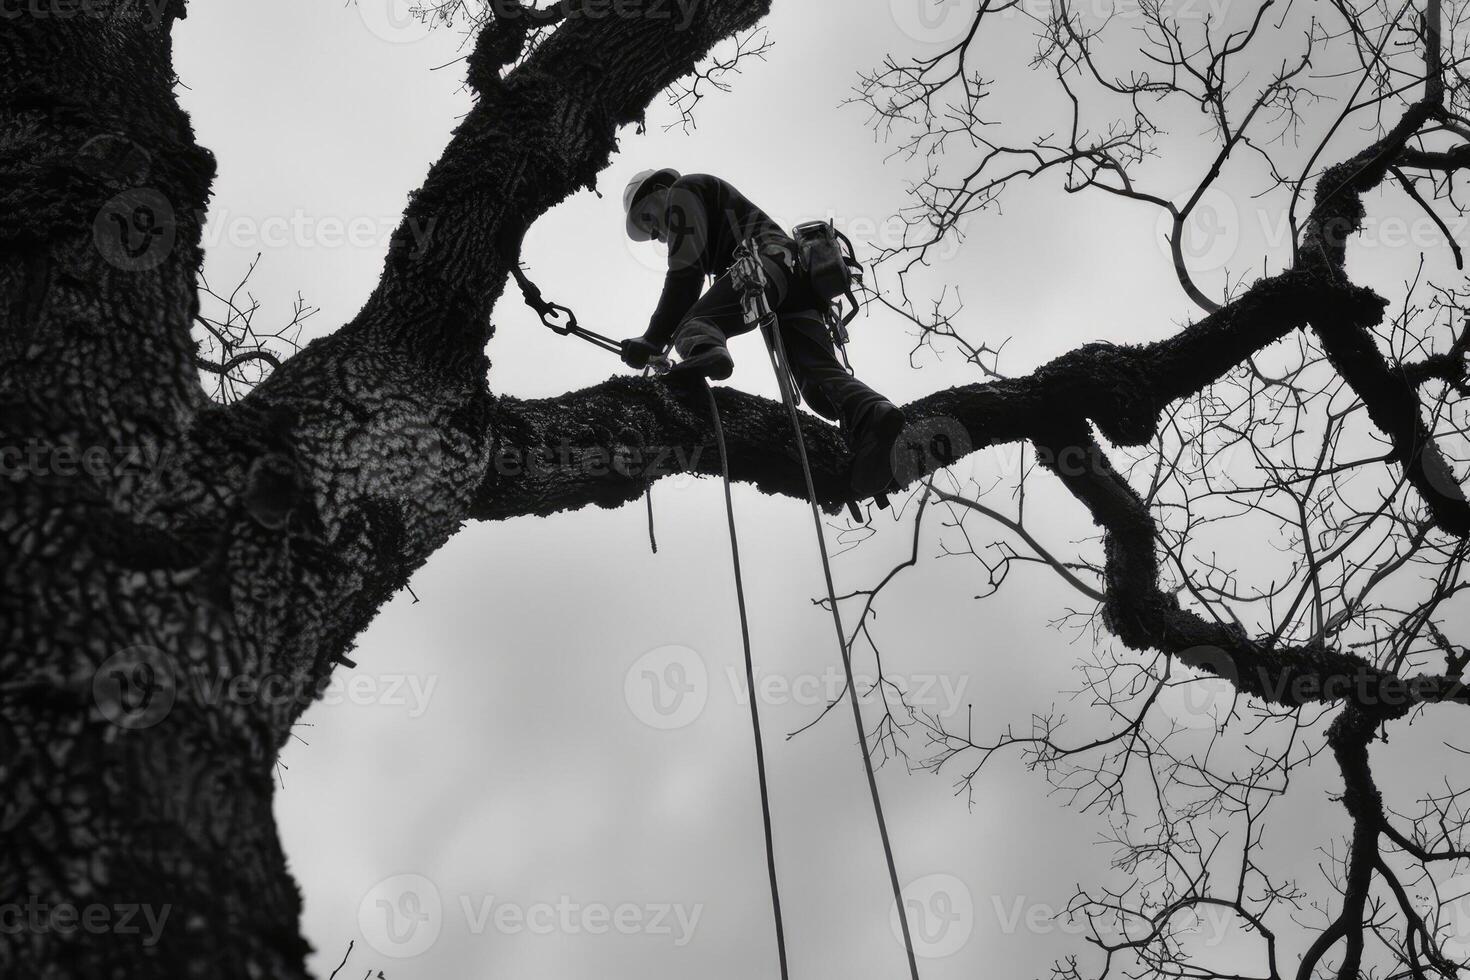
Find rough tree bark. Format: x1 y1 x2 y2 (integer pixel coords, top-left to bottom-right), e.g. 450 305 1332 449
0 1 776 976
3 1 1468 978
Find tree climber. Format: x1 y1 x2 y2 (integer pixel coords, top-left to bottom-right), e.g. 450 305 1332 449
618 168 908 498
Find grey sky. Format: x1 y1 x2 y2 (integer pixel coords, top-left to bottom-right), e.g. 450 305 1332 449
170 1 1470 977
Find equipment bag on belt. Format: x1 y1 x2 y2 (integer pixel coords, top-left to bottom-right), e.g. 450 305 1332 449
792 220 864 332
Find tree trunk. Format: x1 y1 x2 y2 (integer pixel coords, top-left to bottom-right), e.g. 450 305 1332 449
1 2 772 975
5 2 1468 977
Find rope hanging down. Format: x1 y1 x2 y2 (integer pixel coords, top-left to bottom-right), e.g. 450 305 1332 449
513 238 919 979
749 254 923 980
703 379 791 980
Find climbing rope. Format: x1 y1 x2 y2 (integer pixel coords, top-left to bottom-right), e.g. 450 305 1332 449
703 378 790 980
642 365 662 555
514 239 918 979
644 480 658 554
762 318 922 980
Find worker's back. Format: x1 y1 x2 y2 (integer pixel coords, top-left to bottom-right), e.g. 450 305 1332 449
664 173 790 279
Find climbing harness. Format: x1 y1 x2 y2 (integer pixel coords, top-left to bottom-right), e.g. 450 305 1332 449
791 219 865 371
514 239 918 980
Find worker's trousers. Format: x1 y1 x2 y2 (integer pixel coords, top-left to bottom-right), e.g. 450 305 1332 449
672 248 891 437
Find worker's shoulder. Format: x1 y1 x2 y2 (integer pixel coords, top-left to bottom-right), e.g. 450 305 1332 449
670 172 738 196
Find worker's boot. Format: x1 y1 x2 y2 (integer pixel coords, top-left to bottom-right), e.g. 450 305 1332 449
666 343 734 381
848 400 907 498
668 320 735 381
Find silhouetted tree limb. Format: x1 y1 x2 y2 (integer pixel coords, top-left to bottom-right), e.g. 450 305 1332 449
2 2 774 977
9 0 1470 977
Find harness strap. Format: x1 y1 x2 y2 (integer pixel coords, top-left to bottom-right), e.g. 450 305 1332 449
833 227 864 333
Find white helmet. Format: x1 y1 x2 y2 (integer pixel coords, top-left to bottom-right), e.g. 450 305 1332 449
623 167 680 241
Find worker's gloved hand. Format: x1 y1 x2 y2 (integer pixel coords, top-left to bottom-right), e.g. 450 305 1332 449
621 336 662 370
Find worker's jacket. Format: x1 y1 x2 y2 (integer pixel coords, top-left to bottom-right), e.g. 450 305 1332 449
642 173 798 350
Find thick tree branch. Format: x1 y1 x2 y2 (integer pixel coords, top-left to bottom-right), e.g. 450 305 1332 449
1311 310 1470 534
472 273 1470 724
1294 708 1381 980
189 1 777 693
477 377 850 520
473 274 1470 722
1298 93 1470 534
473 269 1388 517
1031 423 1467 718
354 0 776 368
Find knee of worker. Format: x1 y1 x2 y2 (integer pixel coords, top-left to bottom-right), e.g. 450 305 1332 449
779 318 842 420
673 318 726 358
796 376 843 422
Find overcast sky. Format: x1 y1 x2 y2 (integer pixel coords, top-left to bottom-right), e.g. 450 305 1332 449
167 2 1470 978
